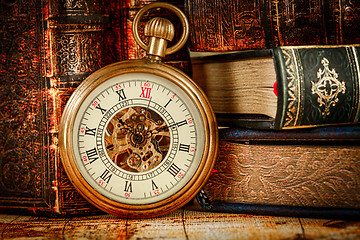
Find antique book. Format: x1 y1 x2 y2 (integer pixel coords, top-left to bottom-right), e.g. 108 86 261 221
0 0 115 215
185 0 360 52
0 0 188 215
191 45 360 129
196 126 360 219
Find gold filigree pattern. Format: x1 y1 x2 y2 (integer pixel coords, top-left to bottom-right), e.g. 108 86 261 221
64 0 86 9
56 35 80 74
311 57 346 115
282 48 301 128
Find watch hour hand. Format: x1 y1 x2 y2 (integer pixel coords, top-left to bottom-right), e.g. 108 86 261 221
153 122 177 133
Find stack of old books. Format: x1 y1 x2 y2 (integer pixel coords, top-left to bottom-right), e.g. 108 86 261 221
186 0 360 219
0 0 190 215
2 0 360 219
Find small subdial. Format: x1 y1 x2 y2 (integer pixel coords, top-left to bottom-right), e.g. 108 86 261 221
104 106 170 173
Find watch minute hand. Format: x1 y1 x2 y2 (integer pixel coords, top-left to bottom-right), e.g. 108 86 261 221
152 122 178 134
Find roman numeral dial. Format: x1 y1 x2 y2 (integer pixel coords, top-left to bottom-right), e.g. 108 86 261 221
59 59 217 219
71 75 205 206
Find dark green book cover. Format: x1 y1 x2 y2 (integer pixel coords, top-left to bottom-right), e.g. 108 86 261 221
274 45 360 129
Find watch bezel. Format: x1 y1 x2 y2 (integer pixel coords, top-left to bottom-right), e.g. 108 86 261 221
59 59 218 218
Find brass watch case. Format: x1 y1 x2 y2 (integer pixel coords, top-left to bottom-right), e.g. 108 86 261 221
59 59 218 218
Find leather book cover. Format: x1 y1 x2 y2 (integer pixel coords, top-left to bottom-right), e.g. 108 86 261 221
185 0 360 52
0 0 190 215
274 45 360 129
0 0 116 215
47 0 117 215
1 0 57 214
326 0 360 45
197 126 360 219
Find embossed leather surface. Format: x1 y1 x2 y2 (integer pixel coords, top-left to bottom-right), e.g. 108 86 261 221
185 0 360 51
197 126 360 218
0 0 190 215
0 0 55 213
0 0 115 215
204 139 360 209
274 46 360 129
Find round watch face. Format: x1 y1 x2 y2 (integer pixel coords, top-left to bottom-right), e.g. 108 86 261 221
59 61 218 218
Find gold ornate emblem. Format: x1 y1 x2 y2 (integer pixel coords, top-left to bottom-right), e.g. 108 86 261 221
311 57 346 115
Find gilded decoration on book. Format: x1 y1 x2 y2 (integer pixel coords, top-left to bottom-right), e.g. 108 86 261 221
54 32 104 77
64 0 85 9
311 58 346 116
282 49 302 128
56 35 81 74
234 12 263 41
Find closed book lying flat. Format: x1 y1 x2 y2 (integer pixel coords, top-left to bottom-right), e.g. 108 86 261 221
191 45 360 129
196 126 360 219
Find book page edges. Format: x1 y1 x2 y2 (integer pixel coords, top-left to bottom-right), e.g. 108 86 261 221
191 55 278 118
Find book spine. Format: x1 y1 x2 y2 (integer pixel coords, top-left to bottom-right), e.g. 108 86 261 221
196 193 360 219
185 0 267 51
267 0 327 47
200 140 360 212
326 0 360 45
46 0 116 215
0 0 55 214
273 45 360 129
219 126 360 142
186 0 360 52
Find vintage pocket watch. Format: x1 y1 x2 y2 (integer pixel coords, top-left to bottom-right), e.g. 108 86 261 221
59 2 218 218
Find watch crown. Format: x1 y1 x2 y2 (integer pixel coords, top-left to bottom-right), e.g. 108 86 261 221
144 17 175 61
144 17 175 41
